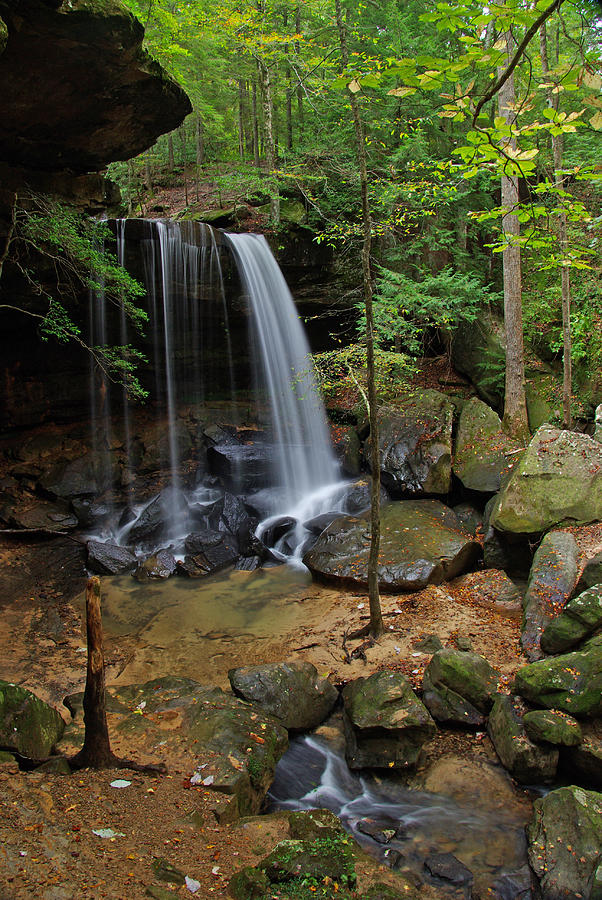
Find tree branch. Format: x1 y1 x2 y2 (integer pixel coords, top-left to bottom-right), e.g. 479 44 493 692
472 0 563 124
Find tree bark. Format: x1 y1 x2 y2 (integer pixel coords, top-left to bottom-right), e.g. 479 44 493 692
295 6 304 129
72 577 115 768
257 55 280 225
540 22 572 428
497 31 529 438
335 0 383 639
167 133 175 173
252 80 261 168
238 80 245 159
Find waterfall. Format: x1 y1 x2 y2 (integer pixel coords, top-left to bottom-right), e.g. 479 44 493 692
88 219 345 562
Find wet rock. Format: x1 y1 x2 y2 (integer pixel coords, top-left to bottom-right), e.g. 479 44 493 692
304 500 480 593
0 680 65 759
522 709 582 747
220 492 256 552
303 512 342 535
207 443 276 490
356 819 396 844
71 498 112 529
577 551 602 593
330 424 361 475
487 694 558 783
127 488 190 544
422 649 499 727
235 555 262 571
541 584 602 654
365 392 454 497
424 852 473 889
414 754 528 818
340 477 389 514
527 786 602 900
228 662 338 732
489 425 602 534
514 645 602 718
452 502 483 537
178 529 239 576
453 398 520 492
287 809 347 841
86 540 138 575
342 670 436 770
521 531 579 661
134 550 177 580
9 497 79 532
261 517 297 548
489 866 532 900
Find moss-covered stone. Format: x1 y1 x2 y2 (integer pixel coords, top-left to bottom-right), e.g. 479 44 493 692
489 425 602 534
522 709 582 747
453 397 520 492
487 694 558 783
576 551 602 593
541 584 602 655
342 670 436 770
229 866 270 900
514 645 602 718
151 857 185 885
259 836 355 885
422 649 499 726
0 680 65 759
521 531 579 661
527 786 602 900
563 719 602 790
287 809 347 842
451 315 506 410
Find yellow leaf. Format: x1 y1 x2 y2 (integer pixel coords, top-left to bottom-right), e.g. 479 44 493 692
590 110 602 130
348 79 361 93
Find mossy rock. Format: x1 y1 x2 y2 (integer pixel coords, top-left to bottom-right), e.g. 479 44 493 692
287 809 347 842
577 551 602 593
259 836 355 885
489 425 602 534
527 786 602 900
453 397 520 492
487 694 558 784
522 709 582 747
0 680 65 759
541 584 602 655
422 649 499 727
229 866 270 900
514 645 602 718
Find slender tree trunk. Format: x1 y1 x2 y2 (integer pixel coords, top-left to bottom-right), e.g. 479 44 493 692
195 114 204 202
497 31 529 438
72 577 115 768
144 153 152 192
179 126 188 205
127 159 134 215
257 55 280 226
238 80 245 160
283 9 293 151
252 81 261 168
167 133 175 173
335 0 382 638
540 22 571 428
295 6 304 130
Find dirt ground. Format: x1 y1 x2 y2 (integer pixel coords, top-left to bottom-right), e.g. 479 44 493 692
1 524 601 900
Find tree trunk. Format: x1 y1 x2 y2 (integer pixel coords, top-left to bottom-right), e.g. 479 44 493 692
252 80 260 168
72 577 115 768
295 6 304 129
257 55 280 226
335 0 383 639
195 114 204 202
238 80 245 159
497 31 529 438
540 22 571 428
167 133 175 173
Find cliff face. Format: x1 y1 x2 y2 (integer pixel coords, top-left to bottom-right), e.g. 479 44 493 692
0 0 191 176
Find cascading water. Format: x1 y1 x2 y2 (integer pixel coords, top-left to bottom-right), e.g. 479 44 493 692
88 219 347 562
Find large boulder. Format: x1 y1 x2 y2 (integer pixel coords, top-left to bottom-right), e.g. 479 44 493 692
522 709 582 747
541 584 602 655
342 670 436 770
527 786 602 900
514 645 602 718
364 392 454 497
178 529 239 576
489 425 602 534
0 680 64 759
421 649 499 726
451 315 506 410
576 551 602 593
563 720 602 790
487 694 558 783
521 531 579 661
38 454 100 499
453 397 520 492
126 487 190 545
303 500 481 593
228 662 338 732
0 0 191 174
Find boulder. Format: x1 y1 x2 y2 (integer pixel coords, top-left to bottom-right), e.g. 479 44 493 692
451 502 483 537
421 649 499 727
111 677 288 817
527 786 602 900
514 645 602 718
522 709 582 747
260 517 297 548
287 809 347 842
451 314 506 409
576 551 602 593
365 392 454 497
178 529 239 576
340 477 389 514
0 0 191 174
87 540 138 575
541 584 602 655
220 492 256 552
0 680 64 759
453 397 520 492
259 835 355 885
207 443 276 491
450 570 523 616
9 496 79 532
329 424 361 475
521 531 579 661
303 512 341 535
303 500 481 593
424 853 473 891
487 694 558 783
228 662 338 732
38 454 100 499
127 488 190 545
489 425 602 534
342 670 436 770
